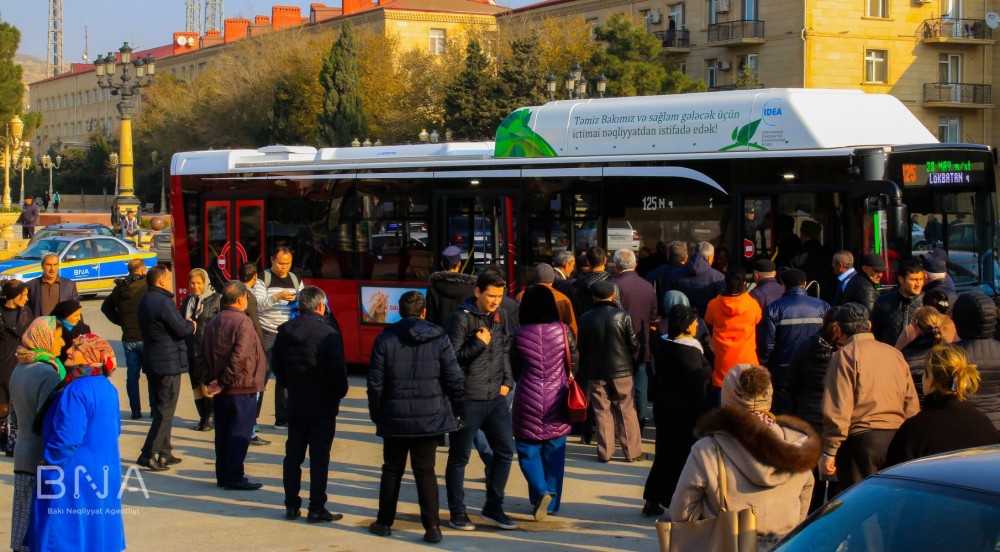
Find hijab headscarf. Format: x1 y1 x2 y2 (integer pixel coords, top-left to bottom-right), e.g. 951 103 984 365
17 316 66 380
59 334 116 389
184 268 215 319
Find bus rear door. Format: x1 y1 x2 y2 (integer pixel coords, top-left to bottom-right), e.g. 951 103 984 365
438 193 519 291
203 199 265 286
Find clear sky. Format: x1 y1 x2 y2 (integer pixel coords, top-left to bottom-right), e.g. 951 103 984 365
3 0 539 61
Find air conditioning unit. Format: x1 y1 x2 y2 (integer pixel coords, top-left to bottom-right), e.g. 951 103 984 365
717 0 730 13
648 11 662 24
717 59 732 70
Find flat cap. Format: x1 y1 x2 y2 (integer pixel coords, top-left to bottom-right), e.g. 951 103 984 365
753 259 776 273
590 280 616 299
860 253 887 272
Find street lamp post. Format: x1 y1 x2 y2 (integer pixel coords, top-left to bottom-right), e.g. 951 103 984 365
152 150 167 214
18 154 30 206
563 64 609 100
1 115 25 210
41 154 62 205
94 43 155 221
108 152 119 196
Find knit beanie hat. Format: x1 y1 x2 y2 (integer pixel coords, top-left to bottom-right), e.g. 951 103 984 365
721 364 773 413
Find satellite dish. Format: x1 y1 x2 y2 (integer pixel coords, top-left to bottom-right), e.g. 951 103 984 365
176 36 187 46
987 12 1000 29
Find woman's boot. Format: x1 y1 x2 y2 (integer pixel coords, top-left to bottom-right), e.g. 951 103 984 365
193 398 206 431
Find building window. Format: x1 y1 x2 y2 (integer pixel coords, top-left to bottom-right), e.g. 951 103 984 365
670 3 686 28
937 116 961 142
867 0 888 18
744 0 757 20
865 49 887 83
429 28 446 55
939 53 962 83
706 58 718 87
741 53 760 80
707 0 719 25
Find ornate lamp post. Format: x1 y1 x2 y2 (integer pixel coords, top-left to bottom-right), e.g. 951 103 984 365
152 150 167 214
108 152 119 196
94 43 155 221
18 153 30 205
563 64 609 99
41 154 62 202
1 115 25 209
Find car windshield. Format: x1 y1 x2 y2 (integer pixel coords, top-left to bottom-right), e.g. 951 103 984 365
16 239 69 260
774 477 1000 552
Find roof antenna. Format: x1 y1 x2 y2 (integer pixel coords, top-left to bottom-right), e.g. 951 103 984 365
82 23 89 63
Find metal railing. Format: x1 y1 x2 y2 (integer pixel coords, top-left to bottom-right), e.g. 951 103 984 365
707 20 765 42
653 29 691 48
923 83 992 105
920 18 991 40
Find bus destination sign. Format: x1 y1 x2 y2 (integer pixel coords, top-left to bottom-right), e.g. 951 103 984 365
901 160 983 186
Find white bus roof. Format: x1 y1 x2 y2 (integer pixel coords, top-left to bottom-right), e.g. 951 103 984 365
494 88 937 157
171 88 940 175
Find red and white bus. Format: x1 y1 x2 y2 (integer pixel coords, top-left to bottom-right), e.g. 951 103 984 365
170 88 998 363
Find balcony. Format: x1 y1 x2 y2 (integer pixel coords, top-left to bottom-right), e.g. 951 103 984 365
923 83 993 108
707 20 765 45
920 18 994 45
653 29 692 52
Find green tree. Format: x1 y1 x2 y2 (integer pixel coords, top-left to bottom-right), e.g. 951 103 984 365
735 64 761 90
317 21 368 147
664 69 707 94
444 39 503 141
0 23 24 122
589 13 667 97
268 71 321 145
497 34 548 113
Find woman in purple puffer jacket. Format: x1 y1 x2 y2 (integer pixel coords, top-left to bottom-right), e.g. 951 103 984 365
512 285 579 522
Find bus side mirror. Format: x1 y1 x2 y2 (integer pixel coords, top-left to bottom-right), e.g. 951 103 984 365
887 204 909 242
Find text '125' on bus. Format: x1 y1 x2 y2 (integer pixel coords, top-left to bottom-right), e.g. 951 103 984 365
169 88 999 364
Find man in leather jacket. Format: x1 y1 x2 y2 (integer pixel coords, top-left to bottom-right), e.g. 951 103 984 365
840 253 885 313
577 281 643 463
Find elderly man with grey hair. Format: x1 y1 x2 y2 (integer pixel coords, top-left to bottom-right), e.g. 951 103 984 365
821 302 918 492
666 241 724 314
614 249 658 430
552 251 577 299
273 285 349 522
26 252 80 318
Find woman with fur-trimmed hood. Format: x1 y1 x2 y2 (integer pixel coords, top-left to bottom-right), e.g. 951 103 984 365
669 364 821 551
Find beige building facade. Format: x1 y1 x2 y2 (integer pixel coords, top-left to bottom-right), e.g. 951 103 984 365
26 0 503 155
501 0 995 146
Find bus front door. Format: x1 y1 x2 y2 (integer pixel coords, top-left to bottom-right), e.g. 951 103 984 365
439 194 518 291
203 199 264 287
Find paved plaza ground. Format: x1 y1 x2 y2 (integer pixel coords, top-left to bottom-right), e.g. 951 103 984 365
0 298 660 551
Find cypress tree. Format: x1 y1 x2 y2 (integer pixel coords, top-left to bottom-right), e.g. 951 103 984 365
0 23 25 123
443 40 502 141
317 21 368 147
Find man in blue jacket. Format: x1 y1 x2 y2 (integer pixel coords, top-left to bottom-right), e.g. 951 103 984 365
273 286 348 522
368 290 463 544
137 264 195 471
444 271 516 532
762 268 830 414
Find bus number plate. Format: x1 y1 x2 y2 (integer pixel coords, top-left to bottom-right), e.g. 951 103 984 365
642 196 673 211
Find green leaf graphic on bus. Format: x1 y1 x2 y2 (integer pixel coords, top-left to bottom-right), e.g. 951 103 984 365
495 109 558 158
720 119 767 151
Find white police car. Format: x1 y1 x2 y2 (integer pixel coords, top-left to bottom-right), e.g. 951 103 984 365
0 235 157 294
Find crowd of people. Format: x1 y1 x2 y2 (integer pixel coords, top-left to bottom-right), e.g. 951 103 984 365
3 236 1000 550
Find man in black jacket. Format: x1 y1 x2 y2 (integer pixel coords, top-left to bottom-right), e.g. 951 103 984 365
573 246 619 316
444 271 517 532
273 286 348 522
646 241 688 316
426 246 477 327
367 290 463 544
871 260 924 345
101 258 149 419
578 280 643 463
840 253 884 313
137 264 195 471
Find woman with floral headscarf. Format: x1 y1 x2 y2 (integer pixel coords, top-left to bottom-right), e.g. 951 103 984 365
31 334 125 552
8 317 65 552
